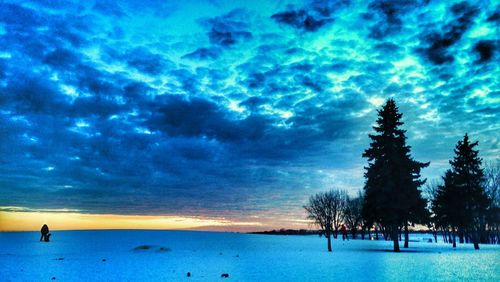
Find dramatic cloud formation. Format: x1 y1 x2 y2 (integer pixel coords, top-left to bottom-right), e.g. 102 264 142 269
0 0 498 229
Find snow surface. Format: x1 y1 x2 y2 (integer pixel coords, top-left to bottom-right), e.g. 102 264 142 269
0 230 499 281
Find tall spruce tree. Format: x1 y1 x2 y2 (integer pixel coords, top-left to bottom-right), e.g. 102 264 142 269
448 134 489 249
362 99 429 252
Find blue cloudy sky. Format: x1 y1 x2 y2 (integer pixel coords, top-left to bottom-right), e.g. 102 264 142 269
0 0 498 229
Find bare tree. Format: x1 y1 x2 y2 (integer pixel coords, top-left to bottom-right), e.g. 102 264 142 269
484 161 500 207
332 190 348 238
304 189 347 252
484 161 500 244
343 192 363 239
424 180 440 243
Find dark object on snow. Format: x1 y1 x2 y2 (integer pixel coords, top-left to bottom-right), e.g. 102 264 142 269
341 224 348 241
221 273 229 278
102 259 106 262
51 277 56 280
40 224 50 242
133 245 151 250
44 233 51 242
187 272 191 277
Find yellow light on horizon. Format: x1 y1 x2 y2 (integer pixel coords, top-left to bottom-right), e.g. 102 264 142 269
0 211 258 232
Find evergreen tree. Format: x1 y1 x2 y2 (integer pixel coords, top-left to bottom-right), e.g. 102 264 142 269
362 99 429 252
432 170 465 248
448 134 490 249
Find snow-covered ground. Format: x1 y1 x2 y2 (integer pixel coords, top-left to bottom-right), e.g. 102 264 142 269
0 230 499 281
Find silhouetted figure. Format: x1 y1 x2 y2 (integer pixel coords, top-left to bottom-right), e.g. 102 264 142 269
341 224 348 241
40 224 50 242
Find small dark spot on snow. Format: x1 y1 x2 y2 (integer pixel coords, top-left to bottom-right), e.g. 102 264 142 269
158 247 171 252
187 272 191 277
133 245 152 250
133 245 171 252
55 258 64 261
51 277 56 280
221 273 229 278
219 252 223 255
102 259 106 262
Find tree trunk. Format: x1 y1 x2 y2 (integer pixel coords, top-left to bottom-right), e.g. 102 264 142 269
480 224 487 244
327 233 332 252
458 229 464 244
392 225 400 252
452 227 456 248
496 226 499 244
473 229 480 250
404 223 409 248
375 227 379 240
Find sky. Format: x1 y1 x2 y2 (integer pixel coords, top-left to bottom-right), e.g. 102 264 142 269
0 0 498 231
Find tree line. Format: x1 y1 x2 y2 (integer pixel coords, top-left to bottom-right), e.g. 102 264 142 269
304 99 499 252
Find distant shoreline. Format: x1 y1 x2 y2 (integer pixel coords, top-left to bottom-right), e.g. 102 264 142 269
249 229 435 236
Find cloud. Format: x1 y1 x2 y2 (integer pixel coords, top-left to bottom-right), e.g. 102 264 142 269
0 0 498 224
92 1 126 17
486 10 500 22
271 9 333 32
125 48 175 75
417 1 479 65
271 0 349 32
473 40 496 63
144 95 265 141
366 0 429 39
182 47 220 60
200 9 252 47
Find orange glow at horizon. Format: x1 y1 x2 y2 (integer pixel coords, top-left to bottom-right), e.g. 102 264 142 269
0 211 263 232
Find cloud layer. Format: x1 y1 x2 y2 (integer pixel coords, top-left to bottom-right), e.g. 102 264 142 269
0 0 498 227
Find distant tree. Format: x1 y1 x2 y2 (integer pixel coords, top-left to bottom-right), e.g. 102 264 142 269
484 162 500 208
331 189 348 238
343 192 363 239
484 162 500 244
432 170 464 248
304 190 346 252
405 187 430 247
362 99 429 252
448 134 490 249
424 180 440 243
